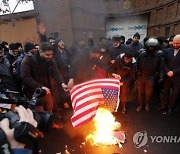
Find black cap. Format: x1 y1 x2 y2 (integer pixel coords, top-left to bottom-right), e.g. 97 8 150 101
133 32 140 39
24 42 36 53
55 37 63 46
112 35 121 42
124 51 134 58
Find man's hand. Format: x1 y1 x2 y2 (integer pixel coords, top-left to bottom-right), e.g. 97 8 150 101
112 73 121 80
61 83 69 91
167 71 174 77
67 79 74 90
41 86 51 95
0 106 37 149
111 60 115 64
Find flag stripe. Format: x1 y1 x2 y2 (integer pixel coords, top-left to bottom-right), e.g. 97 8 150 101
74 98 104 112
70 78 120 128
71 84 119 100
72 109 97 128
71 78 119 91
73 94 104 112
70 83 119 97
72 89 102 108
72 102 99 121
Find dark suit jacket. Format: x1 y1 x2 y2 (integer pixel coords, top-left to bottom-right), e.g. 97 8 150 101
164 47 180 86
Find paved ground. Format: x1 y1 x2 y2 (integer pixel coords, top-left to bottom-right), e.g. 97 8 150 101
36 97 180 154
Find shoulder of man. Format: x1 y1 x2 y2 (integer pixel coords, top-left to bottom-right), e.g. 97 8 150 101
2 57 11 67
156 50 164 56
139 50 146 56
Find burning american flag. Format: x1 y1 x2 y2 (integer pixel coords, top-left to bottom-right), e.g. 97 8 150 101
70 78 120 128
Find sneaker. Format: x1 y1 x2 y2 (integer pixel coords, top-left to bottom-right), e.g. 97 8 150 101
136 105 142 112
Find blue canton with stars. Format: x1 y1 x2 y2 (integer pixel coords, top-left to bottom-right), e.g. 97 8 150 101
101 88 119 112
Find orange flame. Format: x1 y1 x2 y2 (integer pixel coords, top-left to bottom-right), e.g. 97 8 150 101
86 108 125 146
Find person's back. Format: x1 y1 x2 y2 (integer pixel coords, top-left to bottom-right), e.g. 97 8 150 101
0 57 17 93
0 45 17 93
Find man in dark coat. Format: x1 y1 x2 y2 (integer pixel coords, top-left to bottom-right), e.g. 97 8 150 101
112 51 137 114
109 35 129 61
0 45 17 95
160 34 180 115
21 42 68 125
128 32 144 59
53 38 74 110
136 38 164 112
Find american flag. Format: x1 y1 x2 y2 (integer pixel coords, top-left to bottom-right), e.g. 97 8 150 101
70 78 120 128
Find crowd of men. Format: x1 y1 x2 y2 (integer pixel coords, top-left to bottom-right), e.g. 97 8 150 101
0 32 180 129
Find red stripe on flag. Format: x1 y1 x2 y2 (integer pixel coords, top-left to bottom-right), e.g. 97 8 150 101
74 98 104 112
71 106 98 128
70 78 120 128
71 78 119 89
71 85 119 101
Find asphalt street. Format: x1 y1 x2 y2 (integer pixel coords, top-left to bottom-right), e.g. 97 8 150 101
36 97 180 154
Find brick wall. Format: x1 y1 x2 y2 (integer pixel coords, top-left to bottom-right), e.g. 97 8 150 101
33 0 179 46
33 0 73 47
101 0 180 38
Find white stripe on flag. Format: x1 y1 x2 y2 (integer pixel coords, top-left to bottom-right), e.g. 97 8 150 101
72 110 97 127
71 88 102 108
73 94 104 111
72 102 99 118
71 83 119 99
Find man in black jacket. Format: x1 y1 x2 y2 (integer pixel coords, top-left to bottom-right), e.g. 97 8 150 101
136 38 164 112
109 35 129 61
0 45 17 95
21 42 68 128
160 34 180 115
128 32 144 59
112 51 136 114
53 38 74 110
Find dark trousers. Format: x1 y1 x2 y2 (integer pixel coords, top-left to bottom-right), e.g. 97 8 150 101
161 77 180 109
137 76 154 104
120 82 130 107
42 93 53 112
